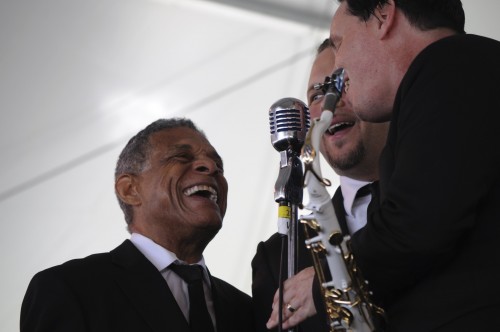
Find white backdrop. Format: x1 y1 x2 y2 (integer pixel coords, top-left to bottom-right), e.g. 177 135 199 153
1 1 499 331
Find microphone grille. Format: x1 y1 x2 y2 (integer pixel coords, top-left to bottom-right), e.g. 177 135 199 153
269 97 310 152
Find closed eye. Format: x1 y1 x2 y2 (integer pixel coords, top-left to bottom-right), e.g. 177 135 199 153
174 153 193 162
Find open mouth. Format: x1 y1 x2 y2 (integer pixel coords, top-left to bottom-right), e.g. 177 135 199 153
326 121 355 135
184 185 218 203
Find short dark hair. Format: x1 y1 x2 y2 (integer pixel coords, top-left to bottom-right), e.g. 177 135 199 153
339 0 465 34
114 118 206 225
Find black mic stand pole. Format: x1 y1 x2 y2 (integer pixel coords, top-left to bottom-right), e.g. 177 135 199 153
274 147 304 332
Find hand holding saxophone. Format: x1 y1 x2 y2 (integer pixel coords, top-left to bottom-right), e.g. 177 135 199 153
266 267 317 330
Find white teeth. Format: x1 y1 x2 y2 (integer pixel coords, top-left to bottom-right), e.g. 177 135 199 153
327 122 354 135
184 185 218 202
344 79 350 92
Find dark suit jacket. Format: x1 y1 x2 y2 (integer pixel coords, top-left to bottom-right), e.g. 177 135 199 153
351 34 500 331
21 240 254 332
251 188 348 332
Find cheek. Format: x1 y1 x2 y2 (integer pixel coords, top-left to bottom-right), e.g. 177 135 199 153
340 32 370 72
320 136 333 157
220 179 229 204
353 38 378 74
309 103 323 119
216 175 228 202
160 177 180 209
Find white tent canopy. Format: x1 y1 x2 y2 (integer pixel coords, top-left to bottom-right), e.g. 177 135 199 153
1 1 499 330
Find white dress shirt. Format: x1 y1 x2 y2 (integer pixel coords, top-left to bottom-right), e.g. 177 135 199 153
129 233 216 328
339 176 372 235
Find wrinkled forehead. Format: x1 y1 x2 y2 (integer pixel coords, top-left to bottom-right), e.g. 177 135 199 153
152 127 222 159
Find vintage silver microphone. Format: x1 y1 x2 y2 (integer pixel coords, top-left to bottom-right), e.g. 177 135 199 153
269 97 310 332
269 97 310 206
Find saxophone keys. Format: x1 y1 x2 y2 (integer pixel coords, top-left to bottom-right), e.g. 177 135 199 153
329 231 344 246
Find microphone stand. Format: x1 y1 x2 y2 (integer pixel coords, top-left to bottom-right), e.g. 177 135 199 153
274 148 303 332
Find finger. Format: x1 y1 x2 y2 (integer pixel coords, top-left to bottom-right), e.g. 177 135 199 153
272 288 279 303
266 301 284 328
271 287 295 313
266 307 289 329
286 303 297 314
267 300 296 329
271 289 293 311
281 306 309 330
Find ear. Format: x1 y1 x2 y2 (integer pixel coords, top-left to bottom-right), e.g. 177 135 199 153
373 0 397 39
115 174 142 206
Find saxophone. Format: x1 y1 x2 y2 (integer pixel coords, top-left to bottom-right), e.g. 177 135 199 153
300 68 385 332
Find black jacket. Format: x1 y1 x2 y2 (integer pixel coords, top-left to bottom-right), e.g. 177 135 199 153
351 34 500 331
21 240 254 332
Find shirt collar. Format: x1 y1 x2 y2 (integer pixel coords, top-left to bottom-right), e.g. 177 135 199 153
130 233 208 273
339 176 372 215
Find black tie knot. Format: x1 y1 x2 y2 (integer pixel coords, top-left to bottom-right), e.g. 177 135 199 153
355 184 372 199
169 264 204 284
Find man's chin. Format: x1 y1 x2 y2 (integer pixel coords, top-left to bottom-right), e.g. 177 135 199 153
198 217 223 231
322 143 364 173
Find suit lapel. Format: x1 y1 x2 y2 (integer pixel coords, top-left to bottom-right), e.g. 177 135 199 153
111 240 190 332
210 271 242 332
368 181 380 217
209 274 227 332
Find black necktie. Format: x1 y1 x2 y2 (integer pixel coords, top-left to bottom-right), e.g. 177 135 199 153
355 184 372 199
356 183 377 223
169 264 215 332
357 182 380 219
